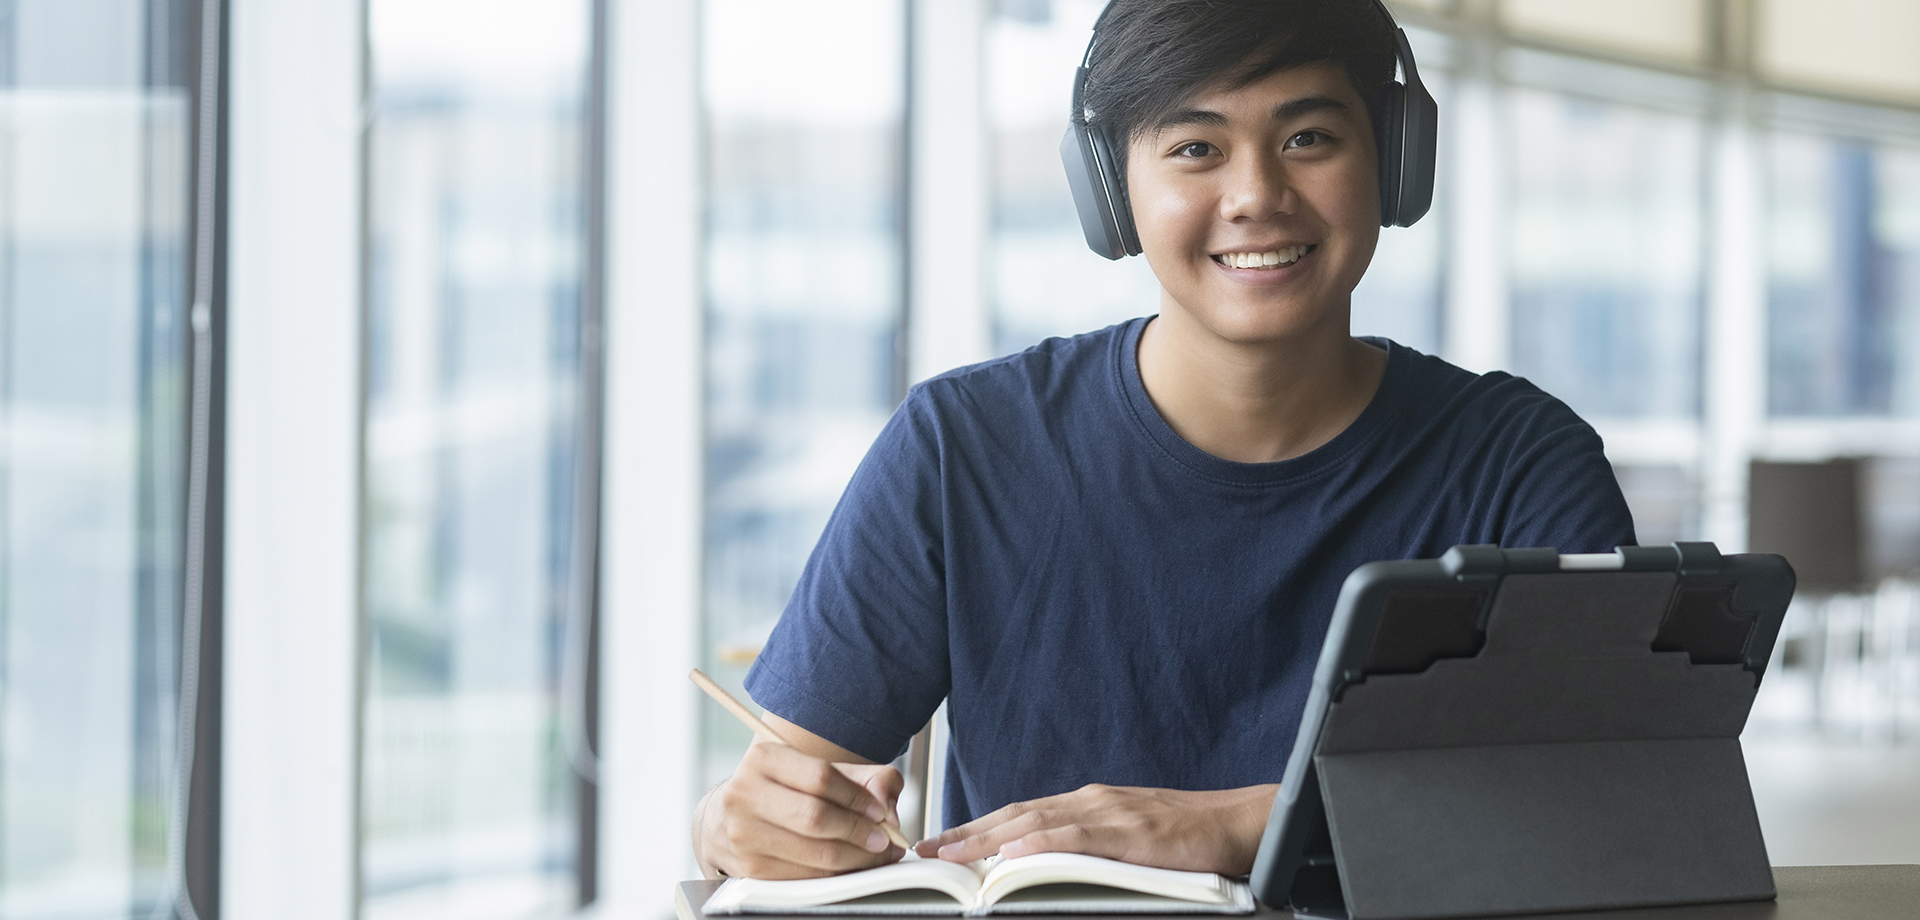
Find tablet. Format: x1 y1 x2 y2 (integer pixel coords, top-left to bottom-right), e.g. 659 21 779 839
1248 543 1795 920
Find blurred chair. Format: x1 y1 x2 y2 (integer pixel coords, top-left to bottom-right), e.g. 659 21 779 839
1748 458 1920 739
1749 458 1865 593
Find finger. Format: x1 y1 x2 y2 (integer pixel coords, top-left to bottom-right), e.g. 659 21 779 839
998 824 1109 860
721 834 901 880
757 743 889 824
713 777 901 877
767 827 903 873
937 809 1052 863
837 762 909 837
773 784 895 852
749 818 905 875
740 767 893 852
925 799 1030 854
837 762 905 805
722 799 902 870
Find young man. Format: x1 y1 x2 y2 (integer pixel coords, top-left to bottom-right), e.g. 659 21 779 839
693 0 1634 881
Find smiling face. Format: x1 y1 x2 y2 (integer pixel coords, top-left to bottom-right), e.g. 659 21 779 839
1125 62 1382 346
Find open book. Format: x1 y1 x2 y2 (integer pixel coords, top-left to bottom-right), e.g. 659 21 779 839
702 852 1257 916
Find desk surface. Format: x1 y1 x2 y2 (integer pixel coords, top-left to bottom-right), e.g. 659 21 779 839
675 865 1920 920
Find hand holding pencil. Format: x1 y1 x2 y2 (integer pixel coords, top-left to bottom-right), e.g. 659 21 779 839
690 668 912 878
692 668 913 849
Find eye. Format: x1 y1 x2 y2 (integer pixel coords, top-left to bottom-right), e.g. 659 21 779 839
1172 141 1216 159
1286 131 1325 149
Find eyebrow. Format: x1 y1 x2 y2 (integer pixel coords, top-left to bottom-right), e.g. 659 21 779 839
1271 95 1349 121
1147 94 1351 135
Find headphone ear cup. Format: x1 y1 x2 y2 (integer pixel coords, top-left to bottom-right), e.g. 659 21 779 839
1061 123 1126 260
1089 124 1142 256
1375 81 1406 227
1394 78 1439 227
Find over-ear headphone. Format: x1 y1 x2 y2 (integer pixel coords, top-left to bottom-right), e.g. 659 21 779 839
1059 0 1439 260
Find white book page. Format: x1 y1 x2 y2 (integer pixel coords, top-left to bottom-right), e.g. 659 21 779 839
975 853 1233 908
705 855 989 912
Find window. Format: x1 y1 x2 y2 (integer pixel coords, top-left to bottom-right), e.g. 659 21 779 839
985 0 1156 355
700 0 907 783
361 1 596 915
0 0 206 916
20 7 1920 917
1506 85 1704 420
1768 133 1920 416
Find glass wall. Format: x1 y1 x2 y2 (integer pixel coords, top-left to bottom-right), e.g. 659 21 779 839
1506 84 1704 421
700 0 907 783
18 4 1920 913
0 0 195 916
361 1 593 916
1768 134 1920 417
984 0 1156 355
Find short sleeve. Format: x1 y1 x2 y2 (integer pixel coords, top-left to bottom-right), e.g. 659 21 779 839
743 386 952 764
1494 402 1638 554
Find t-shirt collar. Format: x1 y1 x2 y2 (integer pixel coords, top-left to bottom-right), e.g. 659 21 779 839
1113 315 1407 487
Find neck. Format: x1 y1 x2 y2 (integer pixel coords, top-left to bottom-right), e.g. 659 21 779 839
1136 300 1387 464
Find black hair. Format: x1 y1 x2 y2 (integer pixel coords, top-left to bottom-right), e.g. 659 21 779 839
1078 0 1398 181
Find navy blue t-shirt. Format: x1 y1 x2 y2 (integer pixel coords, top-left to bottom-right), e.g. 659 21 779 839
745 317 1636 828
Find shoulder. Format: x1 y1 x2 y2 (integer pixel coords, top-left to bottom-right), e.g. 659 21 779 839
903 319 1137 425
1382 341 1602 450
1372 342 1633 550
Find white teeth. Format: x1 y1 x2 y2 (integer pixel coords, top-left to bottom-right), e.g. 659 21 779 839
1221 246 1310 269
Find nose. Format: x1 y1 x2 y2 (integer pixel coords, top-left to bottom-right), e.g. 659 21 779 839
1218 147 1296 221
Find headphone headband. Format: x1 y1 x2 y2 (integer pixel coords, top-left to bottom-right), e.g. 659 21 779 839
1060 0 1439 260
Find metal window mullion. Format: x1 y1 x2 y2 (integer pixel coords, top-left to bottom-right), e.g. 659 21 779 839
568 0 613 907
0 1 12 900
174 0 227 917
350 0 373 916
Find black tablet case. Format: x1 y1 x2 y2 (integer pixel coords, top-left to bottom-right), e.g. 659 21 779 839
1249 543 1795 920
